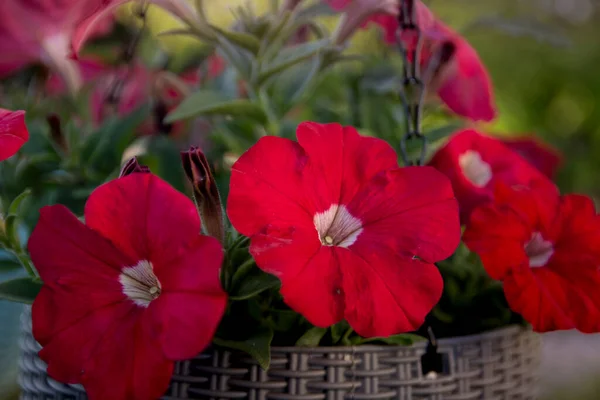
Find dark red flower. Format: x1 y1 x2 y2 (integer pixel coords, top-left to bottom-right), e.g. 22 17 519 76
463 182 600 333
328 0 495 121
502 136 562 179
227 122 460 337
0 109 29 161
428 129 548 223
28 173 227 400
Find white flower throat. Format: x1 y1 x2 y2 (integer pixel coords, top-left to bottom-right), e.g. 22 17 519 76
313 204 363 248
119 260 161 307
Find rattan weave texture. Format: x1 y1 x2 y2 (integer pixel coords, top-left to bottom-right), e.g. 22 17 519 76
19 309 540 400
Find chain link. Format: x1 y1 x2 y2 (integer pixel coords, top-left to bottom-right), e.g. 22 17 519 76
396 0 427 167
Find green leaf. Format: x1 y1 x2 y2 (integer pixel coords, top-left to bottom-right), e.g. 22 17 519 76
330 320 351 344
213 326 274 370
216 35 254 79
296 2 338 22
7 189 31 215
165 90 267 124
83 104 151 173
351 333 426 346
425 123 462 143
229 262 280 300
296 326 328 347
258 39 331 85
0 278 42 304
213 27 261 54
133 136 186 193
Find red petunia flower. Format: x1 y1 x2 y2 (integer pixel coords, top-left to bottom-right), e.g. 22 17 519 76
0 109 29 161
227 122 460 337
463 182 600 333
28 173 227 400
428 129 548 223
0 0 113 92
328 0 495 121
502 136 562 179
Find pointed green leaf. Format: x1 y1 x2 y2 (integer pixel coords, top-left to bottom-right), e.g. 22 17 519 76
7 189 31 215
213 326 274 370
296 2 338 22
296 326 328 347
83 104 151 173
157 28 196 38
330 320 351 344
216 35 254 79
229 262 280 300
165 90 267 124
263 10 293 44
213 27 261 54
0 278 42 304
258 39 331 85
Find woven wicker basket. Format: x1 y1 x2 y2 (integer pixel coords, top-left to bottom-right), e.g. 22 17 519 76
19 308 540 400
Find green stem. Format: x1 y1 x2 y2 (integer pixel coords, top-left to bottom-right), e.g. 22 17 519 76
11 250 37 278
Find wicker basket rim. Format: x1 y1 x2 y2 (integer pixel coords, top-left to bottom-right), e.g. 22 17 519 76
262 324 531 354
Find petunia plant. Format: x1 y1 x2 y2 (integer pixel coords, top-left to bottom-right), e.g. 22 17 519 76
1 1 600 399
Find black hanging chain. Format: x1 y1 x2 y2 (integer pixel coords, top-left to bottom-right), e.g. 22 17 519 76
396 0 427 167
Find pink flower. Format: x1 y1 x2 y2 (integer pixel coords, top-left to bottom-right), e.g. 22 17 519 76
0 108 29 161
328 0 496 121
0 0 114 92
227 122 460 337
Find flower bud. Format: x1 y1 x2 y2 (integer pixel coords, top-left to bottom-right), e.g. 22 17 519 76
181 147 225 244
119 157 150 177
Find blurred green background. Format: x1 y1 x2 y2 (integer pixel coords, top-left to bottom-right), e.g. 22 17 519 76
2 0 600 399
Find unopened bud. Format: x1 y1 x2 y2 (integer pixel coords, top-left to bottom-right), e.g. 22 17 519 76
119 157 150 177
181 147 225 244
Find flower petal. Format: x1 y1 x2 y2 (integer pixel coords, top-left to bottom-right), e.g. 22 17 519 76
428 129 549 222
71 0 127 57
84 173 201 268
437 36 495 122
502 137 562 179
339 244 443 337
0 109 29 160
296 122 398 207
79 308 173 400
38 301 134 384
157 235 225 294
28 205 131 284
227 136 312 235
503 267 600 333
552 194 600 266
249 225 344 327
150 292 226 360
463 205 530 280
348 166 460 263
